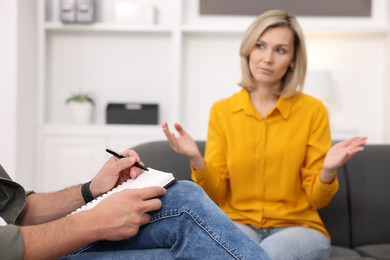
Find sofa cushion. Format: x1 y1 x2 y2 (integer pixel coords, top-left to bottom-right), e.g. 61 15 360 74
131 141 205 181
330 258 376 260
355 244 390 260
318 165 351 248
330 245 361 257
330 257 376 260
345 145 390 247
330 245 377 259
330 245 376 259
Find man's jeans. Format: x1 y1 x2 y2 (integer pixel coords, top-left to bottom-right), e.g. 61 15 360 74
62 181 270 259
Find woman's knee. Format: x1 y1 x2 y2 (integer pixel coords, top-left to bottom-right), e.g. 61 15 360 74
260 227 330 260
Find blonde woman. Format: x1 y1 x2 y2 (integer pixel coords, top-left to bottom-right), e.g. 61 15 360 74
163 9 366 259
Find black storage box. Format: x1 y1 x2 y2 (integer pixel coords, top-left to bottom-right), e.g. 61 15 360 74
106 103 158 125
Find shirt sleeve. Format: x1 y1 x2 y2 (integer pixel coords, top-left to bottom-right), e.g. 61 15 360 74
301 100 338 208
192 102 230 205
0 225 24 260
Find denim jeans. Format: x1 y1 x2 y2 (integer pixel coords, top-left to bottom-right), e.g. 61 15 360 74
61 181 270 259
234 222 331 260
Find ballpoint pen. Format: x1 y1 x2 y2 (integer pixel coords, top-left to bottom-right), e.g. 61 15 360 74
105 149 149 171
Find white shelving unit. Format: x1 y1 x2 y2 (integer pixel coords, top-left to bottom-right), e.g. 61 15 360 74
36 0 390 191
37 0 182 191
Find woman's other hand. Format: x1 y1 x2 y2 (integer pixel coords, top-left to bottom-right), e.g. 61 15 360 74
320 136 367 183
162 122 205 170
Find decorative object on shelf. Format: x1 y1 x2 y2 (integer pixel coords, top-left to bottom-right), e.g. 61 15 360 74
65 91 95 125
106 103 159 125
60 0 96 24
60 0 76 23
113 0 156 25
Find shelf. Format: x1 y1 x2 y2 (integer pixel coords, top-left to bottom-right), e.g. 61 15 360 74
41 124 164 137
44 22 390 35
302 25 389 35
181 24 390 35
45 22 172 33
181 24 245 34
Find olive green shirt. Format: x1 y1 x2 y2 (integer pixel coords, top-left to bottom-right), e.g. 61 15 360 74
0 164 27 260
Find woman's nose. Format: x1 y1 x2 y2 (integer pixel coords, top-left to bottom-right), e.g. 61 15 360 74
263 50 274 64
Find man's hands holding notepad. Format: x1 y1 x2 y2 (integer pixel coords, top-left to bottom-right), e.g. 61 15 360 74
69 148 176 240
90 149 147 199
71 148 176 215
88 185 165 240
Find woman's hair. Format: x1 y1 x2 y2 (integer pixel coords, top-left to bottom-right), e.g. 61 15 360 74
238 9 307 98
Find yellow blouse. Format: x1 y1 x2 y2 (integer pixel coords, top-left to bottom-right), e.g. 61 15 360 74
192 89 338 239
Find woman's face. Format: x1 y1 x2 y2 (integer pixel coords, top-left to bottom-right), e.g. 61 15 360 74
248 26 295 88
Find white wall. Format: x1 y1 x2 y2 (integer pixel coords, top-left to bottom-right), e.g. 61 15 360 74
16 0 37 189
0 0 18 178
305 33 386 143
0 0 36 186
182 33 243 139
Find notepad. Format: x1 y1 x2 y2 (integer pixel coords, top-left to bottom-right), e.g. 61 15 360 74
71 168 176 214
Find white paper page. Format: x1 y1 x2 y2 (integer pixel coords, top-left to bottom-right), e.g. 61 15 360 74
0 216 7 226
71 168 175 214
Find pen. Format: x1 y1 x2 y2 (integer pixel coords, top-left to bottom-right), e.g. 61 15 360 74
105 149 149 171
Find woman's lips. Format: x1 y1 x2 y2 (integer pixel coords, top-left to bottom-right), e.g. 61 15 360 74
258 67 273 74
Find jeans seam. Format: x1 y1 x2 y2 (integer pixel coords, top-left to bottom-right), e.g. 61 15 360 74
67 241 102 255
151 208 244 260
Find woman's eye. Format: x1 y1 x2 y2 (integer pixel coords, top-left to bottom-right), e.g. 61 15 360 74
256 43 265 49
276 47 286 54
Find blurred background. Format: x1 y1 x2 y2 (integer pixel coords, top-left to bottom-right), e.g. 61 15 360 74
1 0 389 191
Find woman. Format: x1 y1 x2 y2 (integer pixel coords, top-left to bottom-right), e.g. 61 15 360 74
162 9 366 260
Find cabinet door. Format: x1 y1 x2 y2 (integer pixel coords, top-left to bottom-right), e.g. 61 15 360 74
40 136 106 192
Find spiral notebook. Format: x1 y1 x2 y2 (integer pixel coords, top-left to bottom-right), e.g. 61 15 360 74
71 168 176 215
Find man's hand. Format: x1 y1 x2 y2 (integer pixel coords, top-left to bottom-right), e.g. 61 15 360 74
88 186 166 240
90 150 146 198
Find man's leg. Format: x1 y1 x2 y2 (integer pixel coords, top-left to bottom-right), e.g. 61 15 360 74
66 181 270 259
62 249 172 260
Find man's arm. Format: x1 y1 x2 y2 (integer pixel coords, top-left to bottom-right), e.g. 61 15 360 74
19 149 146 225
17 149 163 259
20 186 165 260
18 185 85 225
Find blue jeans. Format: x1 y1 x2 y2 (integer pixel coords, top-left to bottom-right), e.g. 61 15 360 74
61 181 270 259
234 222 331 260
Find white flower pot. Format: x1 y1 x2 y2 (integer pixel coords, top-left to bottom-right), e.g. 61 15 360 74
68 102 94 125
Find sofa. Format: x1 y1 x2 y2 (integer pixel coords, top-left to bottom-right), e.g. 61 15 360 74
132 141 390 259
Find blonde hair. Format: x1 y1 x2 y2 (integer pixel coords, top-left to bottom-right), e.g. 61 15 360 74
238 9 307 98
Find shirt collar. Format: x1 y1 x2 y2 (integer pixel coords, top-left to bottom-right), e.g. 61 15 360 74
230 88 293 120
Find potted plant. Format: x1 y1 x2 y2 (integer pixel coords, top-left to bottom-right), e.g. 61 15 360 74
65 91 95 125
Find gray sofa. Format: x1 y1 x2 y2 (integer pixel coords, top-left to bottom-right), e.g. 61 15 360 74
132 141 390 259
